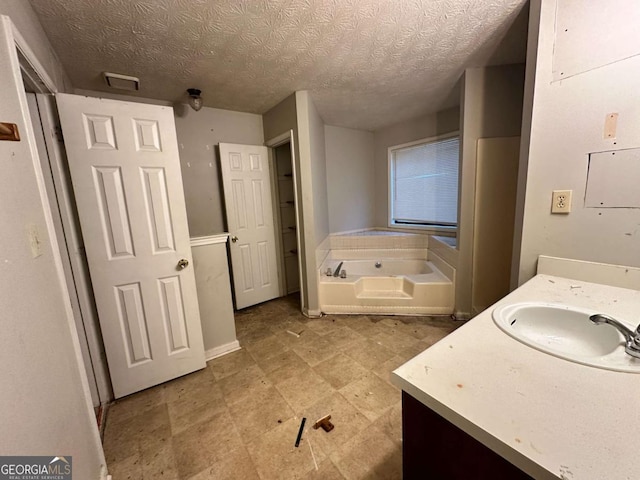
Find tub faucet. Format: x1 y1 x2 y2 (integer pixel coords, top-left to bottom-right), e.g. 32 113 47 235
333 261 343 277
590 313 640 359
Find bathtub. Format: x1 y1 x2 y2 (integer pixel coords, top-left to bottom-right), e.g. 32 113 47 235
318 256 455 315
334 259 433 276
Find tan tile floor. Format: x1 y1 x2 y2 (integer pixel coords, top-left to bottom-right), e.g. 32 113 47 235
104 295 462 480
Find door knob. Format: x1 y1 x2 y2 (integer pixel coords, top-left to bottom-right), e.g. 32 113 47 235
231 236 238 243
177 258 189 269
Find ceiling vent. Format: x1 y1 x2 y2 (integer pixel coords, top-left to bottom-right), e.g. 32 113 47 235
103 72 139 91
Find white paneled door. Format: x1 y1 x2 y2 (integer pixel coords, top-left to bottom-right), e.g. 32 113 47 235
56 94 205 398
220 143 280 309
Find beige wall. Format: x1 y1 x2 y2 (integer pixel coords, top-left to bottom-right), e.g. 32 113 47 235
514 0 640 284
304 93 329 249
373 107 460 227
511 1 541 291
472 136 521 314
263 93 298 143
325 125 375 233
295 91 328 315
0 16 105 478
191 240 237 354
0 3 70 92
457 64 525 316
174 106 264 236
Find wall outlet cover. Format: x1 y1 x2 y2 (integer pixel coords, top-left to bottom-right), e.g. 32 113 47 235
551 190 572 214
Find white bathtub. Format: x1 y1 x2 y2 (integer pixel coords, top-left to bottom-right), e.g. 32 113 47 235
334 259 433 276
319 256 454 315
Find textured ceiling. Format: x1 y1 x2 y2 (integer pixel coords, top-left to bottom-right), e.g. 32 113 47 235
29 0 528 131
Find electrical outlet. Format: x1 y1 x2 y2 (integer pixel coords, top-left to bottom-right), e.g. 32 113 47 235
551 190 572 213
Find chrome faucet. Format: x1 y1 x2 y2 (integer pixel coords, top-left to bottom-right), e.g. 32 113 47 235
333 261 343 277
590 313 640 359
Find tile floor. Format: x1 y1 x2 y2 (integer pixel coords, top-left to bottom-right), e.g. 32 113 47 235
103 295 462 480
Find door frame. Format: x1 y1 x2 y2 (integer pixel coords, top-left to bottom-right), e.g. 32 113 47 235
31 93 113 405
265 130 306 313
8 18 111 404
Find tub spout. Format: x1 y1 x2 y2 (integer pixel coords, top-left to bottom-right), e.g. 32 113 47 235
333 262 343 277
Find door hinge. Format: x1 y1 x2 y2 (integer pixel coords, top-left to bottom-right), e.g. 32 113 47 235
54 125 64 143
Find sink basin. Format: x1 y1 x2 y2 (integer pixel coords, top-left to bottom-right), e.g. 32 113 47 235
492 302 640 373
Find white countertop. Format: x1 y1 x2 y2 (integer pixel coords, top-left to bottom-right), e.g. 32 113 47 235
391 274 640 480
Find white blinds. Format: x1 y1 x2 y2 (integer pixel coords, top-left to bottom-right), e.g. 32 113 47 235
392 136 459 225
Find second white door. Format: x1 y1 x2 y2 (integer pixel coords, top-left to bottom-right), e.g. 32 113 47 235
220 143 280 309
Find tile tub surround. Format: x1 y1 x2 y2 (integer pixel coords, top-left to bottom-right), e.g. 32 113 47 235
103 295 462 479
428 235 458 268
328 230 429 250
392 274 640 480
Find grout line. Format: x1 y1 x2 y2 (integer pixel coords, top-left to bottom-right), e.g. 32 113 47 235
307 438 319 471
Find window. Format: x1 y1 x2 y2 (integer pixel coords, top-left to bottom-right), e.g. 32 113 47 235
389 133 460 228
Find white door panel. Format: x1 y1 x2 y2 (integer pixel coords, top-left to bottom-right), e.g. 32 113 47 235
57 94 205 398
220 143 279 309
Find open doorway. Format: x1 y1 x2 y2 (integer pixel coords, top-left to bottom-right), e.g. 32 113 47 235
272 142 300 298
219 138 305 313
19 57 112 409
266 131 306 314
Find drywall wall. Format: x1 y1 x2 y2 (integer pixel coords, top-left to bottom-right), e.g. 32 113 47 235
511 0 541 291
0 17 105 477
513 0 640 284
457 64 525 316
191 237 238 357
295 91 328 315
373 107 460 227
472 136 521 314
174 106 264 236
325 125 375 233
263 93 298 143
0 4 70 92
305 93 330 248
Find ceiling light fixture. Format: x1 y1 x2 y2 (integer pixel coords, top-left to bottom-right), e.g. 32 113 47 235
187 88 203 111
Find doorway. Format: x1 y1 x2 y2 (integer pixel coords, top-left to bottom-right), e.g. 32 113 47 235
219 140 303 312
20 58 112 407
273 142 300 297
265 130 306 314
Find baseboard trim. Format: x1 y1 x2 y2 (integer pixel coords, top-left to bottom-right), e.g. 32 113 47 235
303 307 322 318
100 465 111 480
205 340 241 361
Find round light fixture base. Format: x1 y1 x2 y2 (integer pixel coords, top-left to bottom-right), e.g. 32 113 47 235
187 88 203 111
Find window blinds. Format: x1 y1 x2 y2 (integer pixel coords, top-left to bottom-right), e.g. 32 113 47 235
392 136 459 225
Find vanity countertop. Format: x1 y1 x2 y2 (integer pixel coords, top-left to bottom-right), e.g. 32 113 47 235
391 274 640 480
